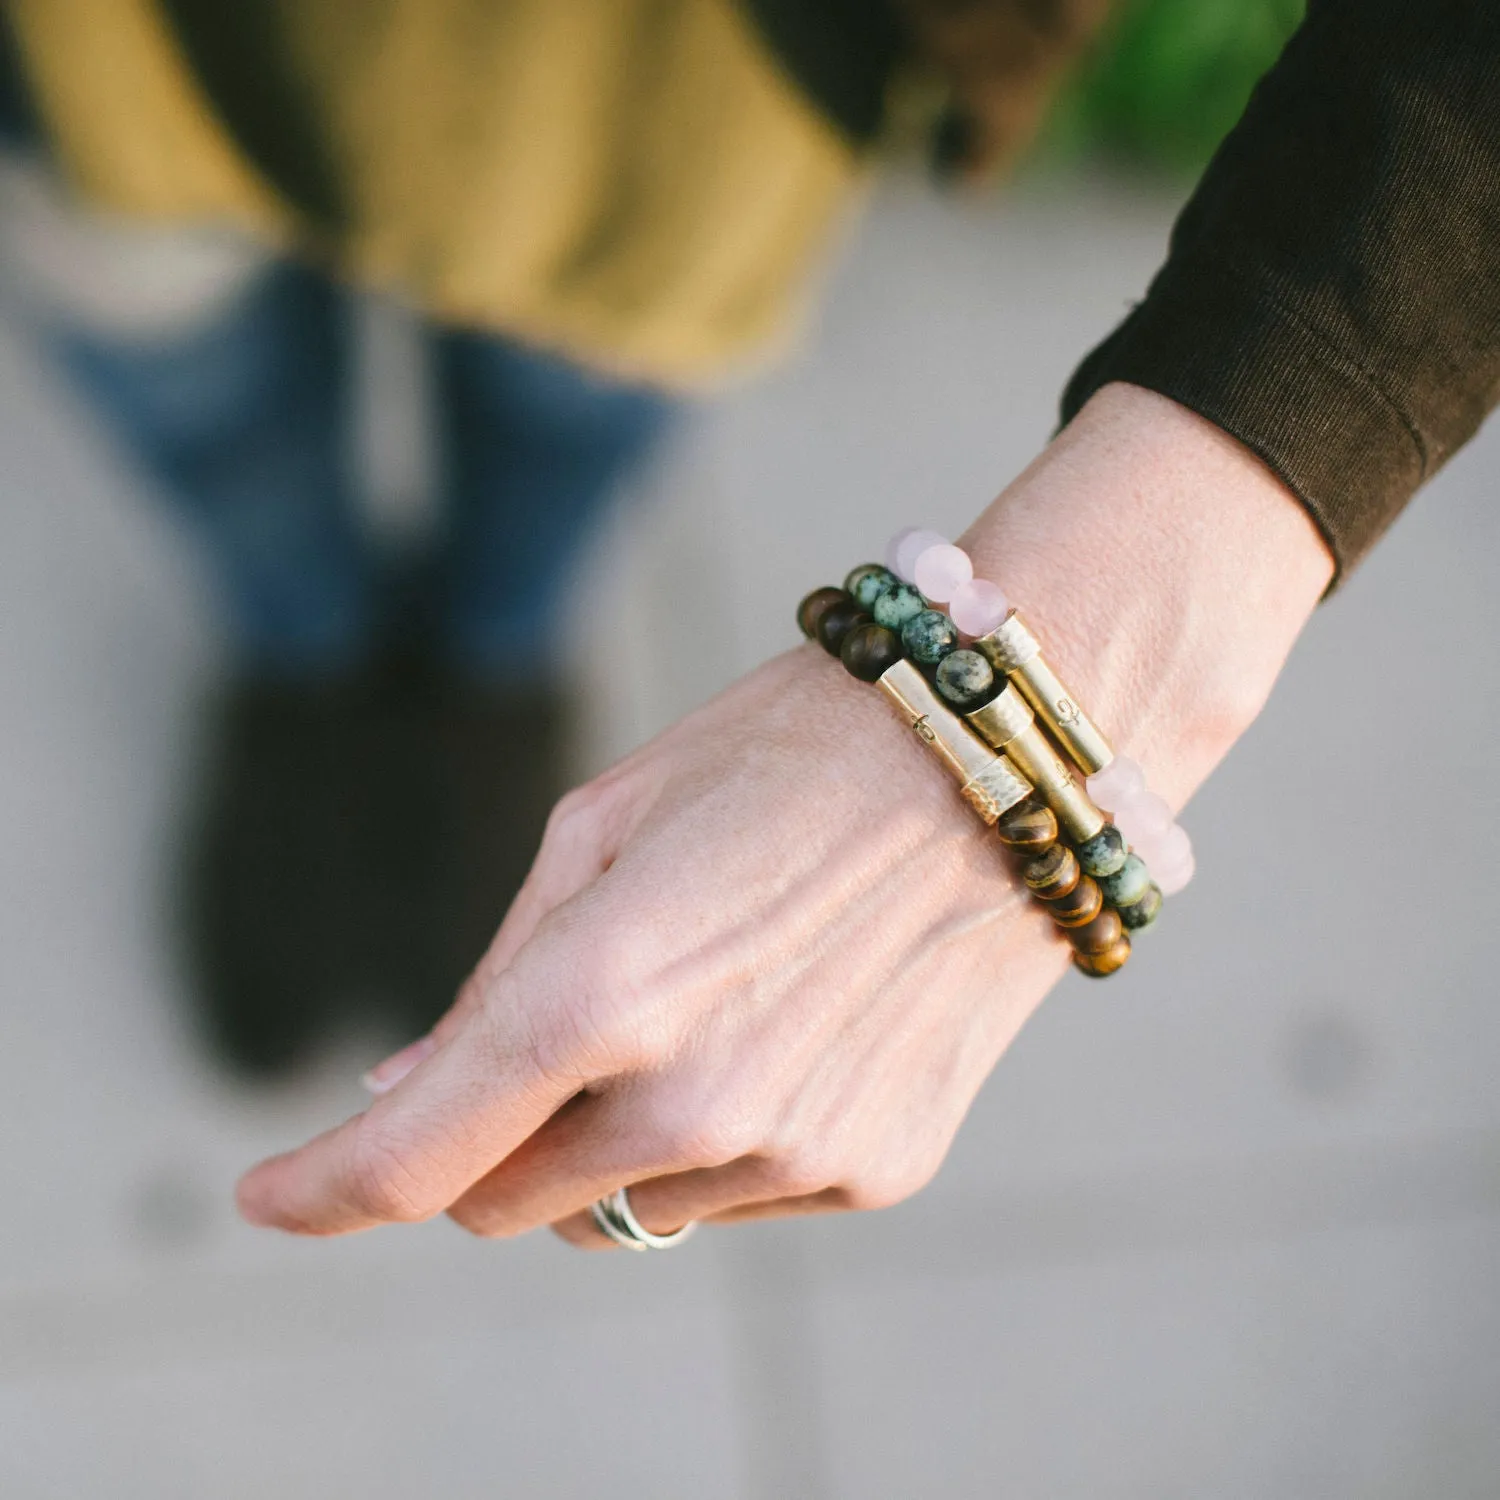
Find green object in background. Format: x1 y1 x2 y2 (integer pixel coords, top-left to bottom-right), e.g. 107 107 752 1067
1037 0 1306 177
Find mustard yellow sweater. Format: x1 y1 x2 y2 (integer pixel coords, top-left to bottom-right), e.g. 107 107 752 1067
8 0 864 385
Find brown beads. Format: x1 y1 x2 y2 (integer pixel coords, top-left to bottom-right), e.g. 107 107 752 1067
816 597 870 657
1047 873 1103 928
1073 934 1132 978
1023 843 1079 901
1068 906 1122 956
798 586 848 642
840 622 904 683
995 798 1058 856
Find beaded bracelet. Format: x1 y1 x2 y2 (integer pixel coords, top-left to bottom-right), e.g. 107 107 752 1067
797 531 1193 979
884 527 1194 896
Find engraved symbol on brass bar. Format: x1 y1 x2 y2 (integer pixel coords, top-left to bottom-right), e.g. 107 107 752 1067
1055 697 1081 726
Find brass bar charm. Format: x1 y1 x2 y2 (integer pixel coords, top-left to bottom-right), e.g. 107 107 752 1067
876 659 1033 824
965 684 1107 844
973 612 1115 777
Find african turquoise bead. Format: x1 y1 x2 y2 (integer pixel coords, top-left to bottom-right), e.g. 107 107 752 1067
1076 825 1127 878
934 648 996 709
871 582 927 630
1117 883 1163 932
845 563 898 611
1099 853 1151 908
901 609 959 666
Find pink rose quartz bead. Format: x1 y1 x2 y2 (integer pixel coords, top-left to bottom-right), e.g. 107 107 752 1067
891 528 947 583
1112 791 1175 847
884 527 921 575
1130 820 1190 871
913 543 974 603
1155 848 1196 897
1085 755 1145 812
949 577 1010 637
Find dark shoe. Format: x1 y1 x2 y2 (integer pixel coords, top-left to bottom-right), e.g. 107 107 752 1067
178 673 369 1077
362 668 569 1041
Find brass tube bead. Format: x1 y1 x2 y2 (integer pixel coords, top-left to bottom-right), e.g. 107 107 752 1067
973 612 1115 778
964 685 1106 844
875 659 1033 825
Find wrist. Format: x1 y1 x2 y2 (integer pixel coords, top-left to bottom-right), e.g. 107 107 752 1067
959 383 1333 809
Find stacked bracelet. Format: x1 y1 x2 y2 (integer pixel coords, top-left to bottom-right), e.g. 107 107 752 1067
797 530 1193 980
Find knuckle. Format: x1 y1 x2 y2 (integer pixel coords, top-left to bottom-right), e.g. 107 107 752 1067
542 781 615 857
527 927 677 1081
763 1141 839 1198
844 1158 936 1213
637 1092 761 1172
446 1201 519 1241
344 1129 437 1224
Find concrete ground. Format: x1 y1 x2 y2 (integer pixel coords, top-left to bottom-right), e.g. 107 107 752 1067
1 171 1497 1499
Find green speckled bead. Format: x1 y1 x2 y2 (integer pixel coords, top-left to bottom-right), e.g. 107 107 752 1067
840 622 904 683
845 564 898 611
934 649 996 710
871 582 926 631
1099 853 1151 908
901 609 959 666
816 598 870 657
1076 825 1127 878
1117 882 1163 932
797 586 847 641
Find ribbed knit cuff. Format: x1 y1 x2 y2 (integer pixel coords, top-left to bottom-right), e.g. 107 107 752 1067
1060 264 1427 585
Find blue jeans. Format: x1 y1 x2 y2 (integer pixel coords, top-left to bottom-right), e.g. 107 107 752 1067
53 259 673 679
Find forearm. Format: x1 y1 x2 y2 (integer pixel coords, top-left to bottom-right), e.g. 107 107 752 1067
959 382 1334 811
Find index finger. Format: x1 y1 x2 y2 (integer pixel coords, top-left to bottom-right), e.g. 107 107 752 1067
235 944 593 1235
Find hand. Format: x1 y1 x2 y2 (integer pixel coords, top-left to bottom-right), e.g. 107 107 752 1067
236 385 1333 1244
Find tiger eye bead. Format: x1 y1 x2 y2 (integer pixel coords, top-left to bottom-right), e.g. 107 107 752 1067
901 608 959 666
1117 882 1164 932
1073 934 1132 978
1076 824 1127 879
996 799 1058 855
1069 906 1123 956
798 586 848 642
816 598 870 656
1047 873 1103 928
844 563 899 611
1099 853 1151 909
1023 843 1080 901
840 622 905 682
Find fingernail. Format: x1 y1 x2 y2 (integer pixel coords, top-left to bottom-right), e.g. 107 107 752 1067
361 1035 436 1094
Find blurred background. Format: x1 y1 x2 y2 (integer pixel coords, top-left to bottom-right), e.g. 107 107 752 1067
2 2 1499 1496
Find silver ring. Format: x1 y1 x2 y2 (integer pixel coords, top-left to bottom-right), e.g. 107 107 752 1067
589 1188 696 1251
